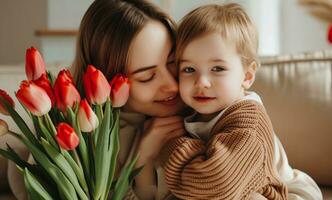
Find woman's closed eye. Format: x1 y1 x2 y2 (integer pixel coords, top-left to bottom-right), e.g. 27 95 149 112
138 73 156 83
211 66 226 72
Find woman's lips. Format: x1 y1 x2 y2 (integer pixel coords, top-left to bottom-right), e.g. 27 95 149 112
155 95 179 105
193 96 216 103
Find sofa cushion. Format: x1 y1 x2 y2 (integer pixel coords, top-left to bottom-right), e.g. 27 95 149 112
252 50 332 186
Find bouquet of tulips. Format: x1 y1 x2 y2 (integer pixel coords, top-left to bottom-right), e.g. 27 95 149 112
0 47 138 200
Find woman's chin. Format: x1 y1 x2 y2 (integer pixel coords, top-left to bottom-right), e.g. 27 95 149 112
146 102 185 117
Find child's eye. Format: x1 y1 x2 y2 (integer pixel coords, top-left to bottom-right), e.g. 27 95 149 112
181 67 195 73
211 66 225 72
138 73 155 83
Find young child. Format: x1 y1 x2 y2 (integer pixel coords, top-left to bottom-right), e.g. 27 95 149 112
162 3 288 200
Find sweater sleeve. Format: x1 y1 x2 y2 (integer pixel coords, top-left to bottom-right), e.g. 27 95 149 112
162 101 281 200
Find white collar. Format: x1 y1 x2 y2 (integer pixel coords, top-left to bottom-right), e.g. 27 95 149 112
184 91 263 141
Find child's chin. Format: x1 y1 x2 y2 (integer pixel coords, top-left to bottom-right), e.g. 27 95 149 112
195 108 217 115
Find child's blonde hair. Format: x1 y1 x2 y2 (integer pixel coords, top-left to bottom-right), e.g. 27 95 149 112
176 3 259 68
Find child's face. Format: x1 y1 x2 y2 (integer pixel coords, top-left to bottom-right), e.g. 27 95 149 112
179 32 253 114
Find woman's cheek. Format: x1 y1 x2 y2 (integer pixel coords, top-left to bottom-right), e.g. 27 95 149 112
130 82 156 102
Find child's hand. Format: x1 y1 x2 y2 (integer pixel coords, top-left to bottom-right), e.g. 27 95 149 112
137 116 185 164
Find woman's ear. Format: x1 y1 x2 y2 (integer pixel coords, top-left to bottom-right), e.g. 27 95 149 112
242 62 257 89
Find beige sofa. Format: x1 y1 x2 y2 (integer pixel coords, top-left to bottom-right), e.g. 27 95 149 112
1 50 332 199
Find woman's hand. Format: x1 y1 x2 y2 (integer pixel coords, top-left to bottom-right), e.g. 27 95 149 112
137 116 185 164
133 116 185 199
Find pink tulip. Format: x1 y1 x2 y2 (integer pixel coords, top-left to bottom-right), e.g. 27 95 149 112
0 119 9 136
0 89 15 115
25 47 46 80
33 74 55 107
83 65 111 105
109 74 130 108
54 70 81 112
16 81 51 116
56 123 79 150
78 99 99 132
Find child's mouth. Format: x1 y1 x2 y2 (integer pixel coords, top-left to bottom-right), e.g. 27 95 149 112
193 96 216 103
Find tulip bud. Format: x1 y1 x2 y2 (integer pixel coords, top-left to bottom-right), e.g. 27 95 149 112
25 47 46 80
83 65 111 105
54 70 81 112
0 119 9 136
109 74 130 108
78 99 99 132
56 123 79 150
57 69 74 83
0 89 15 115
16 81 51 116
33 74 55 107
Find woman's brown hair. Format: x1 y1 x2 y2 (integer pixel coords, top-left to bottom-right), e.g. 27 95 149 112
73 0 176 93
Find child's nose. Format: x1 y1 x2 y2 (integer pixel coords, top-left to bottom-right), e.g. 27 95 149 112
195 76 211 89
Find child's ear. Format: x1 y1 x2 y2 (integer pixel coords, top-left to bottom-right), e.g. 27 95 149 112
242 62 257 89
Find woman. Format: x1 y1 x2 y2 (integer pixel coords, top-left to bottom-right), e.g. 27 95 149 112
73 0 185 199
9 0 322 199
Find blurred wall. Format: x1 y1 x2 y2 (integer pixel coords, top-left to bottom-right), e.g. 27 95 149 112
280 0 331 54
0 0 47 65
40 0 92 65
0 0 330 66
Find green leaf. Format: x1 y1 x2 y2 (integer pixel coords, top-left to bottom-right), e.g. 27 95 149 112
37 117 58 150
112 155 139 200
41 139 89 200
93 104 103 145
103 110 120 199
94 99 112 199
46 71 56 87
31 115 42 139
128 165 144 184
62 151 89 196
0 144 32 170
0 96 39 147
44 114 57 137
23 168 54 200
67 107 90 179
11 133 78 200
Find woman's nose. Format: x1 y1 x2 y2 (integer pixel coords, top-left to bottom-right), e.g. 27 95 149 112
160 68 179 93
195 75 211 89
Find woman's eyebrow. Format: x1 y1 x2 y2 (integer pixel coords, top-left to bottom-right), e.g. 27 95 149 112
131 65 157 75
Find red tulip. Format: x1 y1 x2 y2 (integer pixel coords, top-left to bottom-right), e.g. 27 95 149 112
16 81 52 116
56 122 79 150
78 99 99 132
0 89 15 115
109 74 130 108
54 70 81 112
57 69 74 83
33 74 55 107
25 47 46 80
328 24 332 44
83 65 111 105
0 119 9 136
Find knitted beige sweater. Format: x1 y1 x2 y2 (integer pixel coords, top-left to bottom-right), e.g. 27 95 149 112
162 100 288 200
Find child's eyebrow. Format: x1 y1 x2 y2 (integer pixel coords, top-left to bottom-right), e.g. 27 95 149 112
178 59 190 63
209 58 227 63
